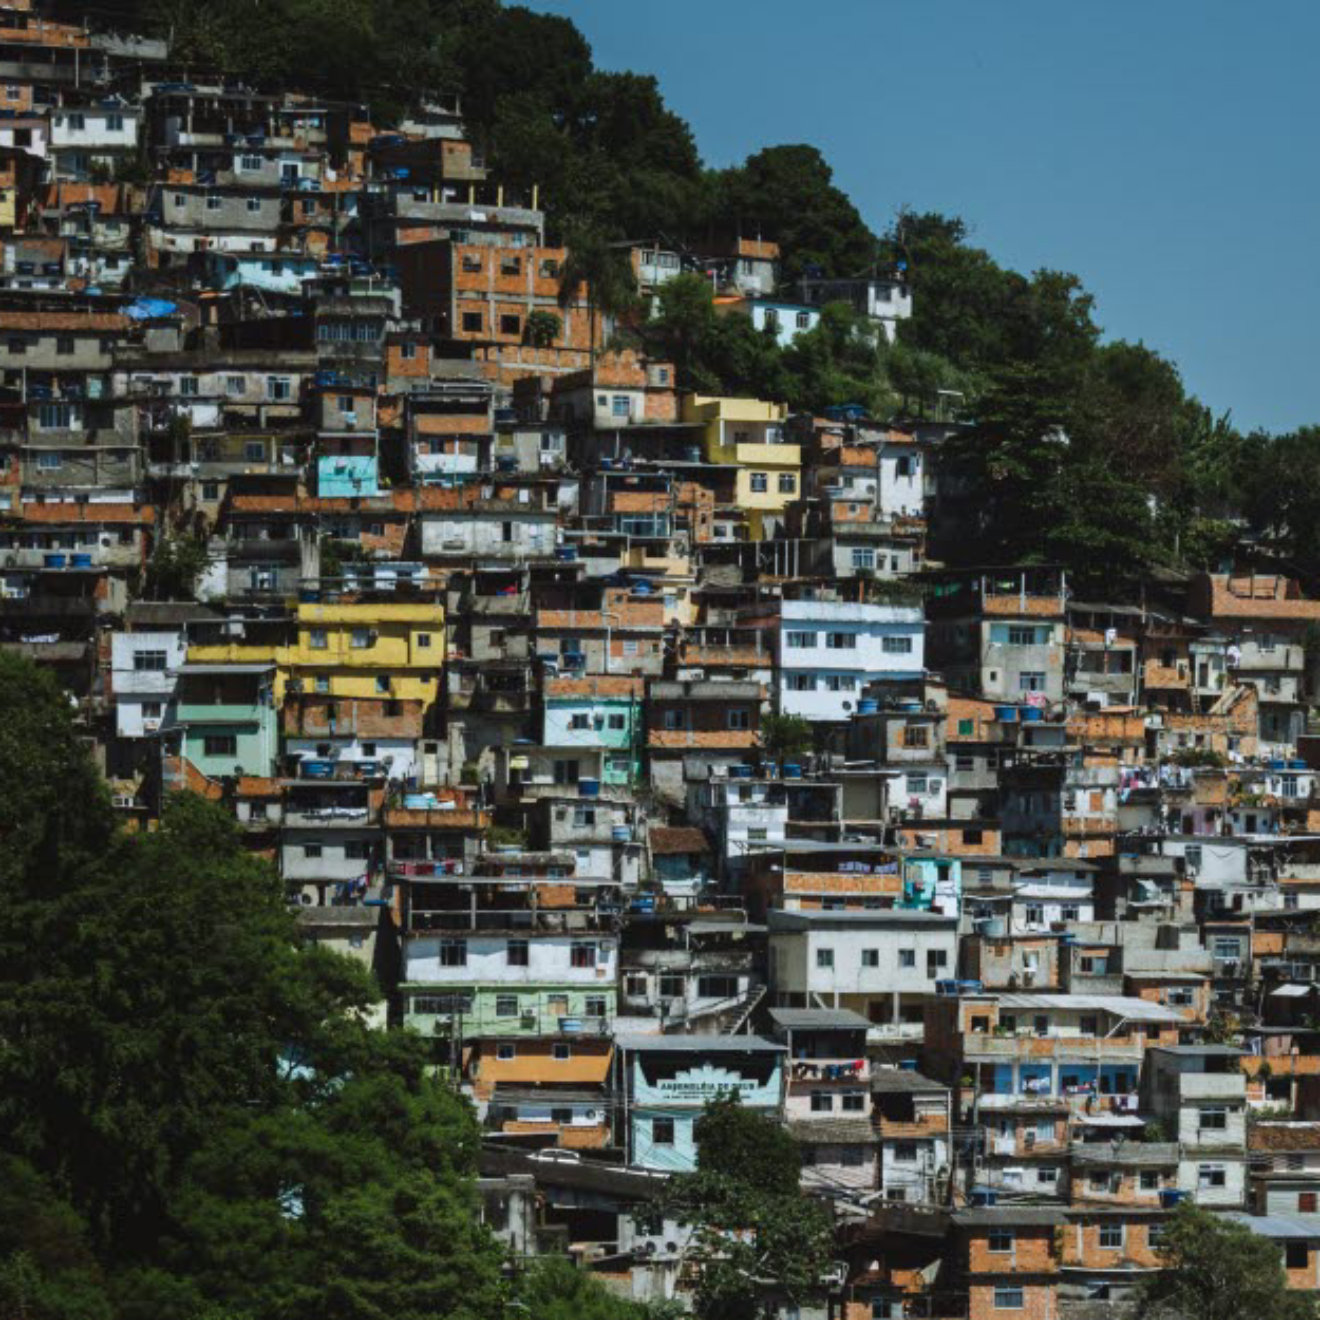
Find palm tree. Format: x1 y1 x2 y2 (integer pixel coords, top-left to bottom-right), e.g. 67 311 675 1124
558 223 637 371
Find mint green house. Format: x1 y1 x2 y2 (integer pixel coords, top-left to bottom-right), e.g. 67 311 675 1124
169 663 279 778
541 675 642 786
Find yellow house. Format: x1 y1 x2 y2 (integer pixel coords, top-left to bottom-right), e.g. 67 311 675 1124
288 601 446 707
681 394 797 539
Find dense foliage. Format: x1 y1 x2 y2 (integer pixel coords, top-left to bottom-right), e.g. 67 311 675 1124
74 1 1314 593
1141 1202 1318 1320
648 1096 835 1320
0 654 635 1320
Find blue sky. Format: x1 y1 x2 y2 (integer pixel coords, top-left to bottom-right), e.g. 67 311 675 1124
525 0 1319 434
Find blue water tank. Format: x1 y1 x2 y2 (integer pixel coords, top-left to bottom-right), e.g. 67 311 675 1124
70 553 93 568
783 763 802 779
43 553 66 569
1021 707 1044 723
579 778 600 798
995 706 1018 722
858 698 879 715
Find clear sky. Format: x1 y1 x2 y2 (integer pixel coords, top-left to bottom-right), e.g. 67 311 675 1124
524 0 1319 434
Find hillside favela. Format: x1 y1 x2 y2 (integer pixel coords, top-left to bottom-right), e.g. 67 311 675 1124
2 3 1319 1319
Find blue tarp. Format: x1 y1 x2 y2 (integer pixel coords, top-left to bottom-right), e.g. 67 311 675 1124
124 297 178 320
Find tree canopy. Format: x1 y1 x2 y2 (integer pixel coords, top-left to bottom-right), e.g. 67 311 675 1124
0 653 646 1320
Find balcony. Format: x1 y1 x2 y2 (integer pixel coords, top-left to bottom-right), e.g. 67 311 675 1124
788 1057 870 1085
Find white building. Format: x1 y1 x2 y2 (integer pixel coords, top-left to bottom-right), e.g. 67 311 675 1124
748 299 821 349
687 770 788 876
767 909 959 1030
777 599 925 722
877 434 925 518
405 930 618 987
797 275 913 343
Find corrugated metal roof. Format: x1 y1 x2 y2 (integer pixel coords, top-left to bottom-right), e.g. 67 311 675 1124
769 1008 872 1030
614 1032 783 1054
992 993 1185 1022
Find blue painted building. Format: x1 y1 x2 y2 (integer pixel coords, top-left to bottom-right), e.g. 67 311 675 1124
616 1033 785 1172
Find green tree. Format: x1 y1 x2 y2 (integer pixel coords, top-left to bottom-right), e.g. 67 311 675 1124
0 655 521 1320
142 535 209 602
651 1096 834 1320
1141 1202 1316 1320
758 714 814 764
713 145 877 282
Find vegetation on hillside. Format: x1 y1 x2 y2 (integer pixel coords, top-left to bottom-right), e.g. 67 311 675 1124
0 653 647 1320
77 1 1320 589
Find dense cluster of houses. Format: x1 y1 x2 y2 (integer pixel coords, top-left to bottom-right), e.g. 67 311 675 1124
8 5 1320 1316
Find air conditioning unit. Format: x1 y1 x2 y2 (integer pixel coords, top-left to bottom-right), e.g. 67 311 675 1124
142 718 160 732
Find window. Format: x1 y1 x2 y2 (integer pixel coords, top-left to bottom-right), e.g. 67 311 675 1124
787 674 816 691
899 949 916 968
608 395 631 418
786 631 817 648
133 649 167 672
439 939 466 967
1007 626 1039 647
6 336 24 354
862 949 879 967
908 773 929 795
810 1091 834 1113
245 197 262 213
902 724 929 748
203 734 237 757
778 473 795 493
607 713 626 730
55 334 75 356
142 702 162 720
267 376 291 401
461 311 483 332
37 403 76 430
1099 1223 1124 1249
842 1091 865 1111
1199 1106 1227 1132
553 759 579 785
727 709 750 730
351 628 372 649
852 548 876 570
927 950 949 973
506 939 529 967
988 1229 1014 1253
570 941 598 968
1038 1167 1059 1186
569 713 591 730
750 472 768 493
993 1287 1023 1310
415 633 433 651
35 450 61 470
826 632 856 650
1018 671 1046 692
652 1118 674 1145
302 843 322 859
883 635 914 654
500 314 521 336
1198 1165 1226 1189
1301 1192 1318 1213
497 1042 516 1061
824 674 856 692
206 194 223 210
1287 1242 1310 1270
1140 1171 1160 1190
495 994 518 1018
375 677 390 695
816 948 835 969
239 153 263 171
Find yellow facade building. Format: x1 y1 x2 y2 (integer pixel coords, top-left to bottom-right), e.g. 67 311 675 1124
288 600 445 706
682 394 798 540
